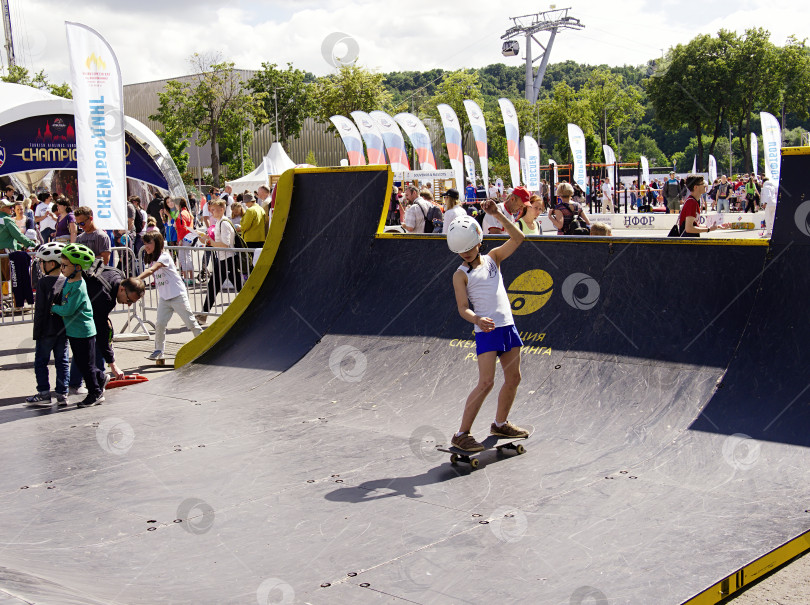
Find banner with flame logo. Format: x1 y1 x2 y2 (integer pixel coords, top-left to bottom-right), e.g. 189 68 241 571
463 99 489 194
66 21 126 229
329 115 366 166
394 113 436 170
350 111 386 165
437 104 466 201
368 111 409 173
498 98 521 188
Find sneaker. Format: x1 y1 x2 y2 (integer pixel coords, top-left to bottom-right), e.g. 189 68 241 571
55 394 68 407
490 421 529 439
451 431 485 453
69 386 88 396
77 394 105 408
146 350 165 361
25 392 52 405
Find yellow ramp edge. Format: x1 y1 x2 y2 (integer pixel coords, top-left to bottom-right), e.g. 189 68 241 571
683 530 810 604
175 165 392 368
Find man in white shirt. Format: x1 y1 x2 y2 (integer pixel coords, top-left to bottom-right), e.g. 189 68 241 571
402 185 431 233
601 177 614 214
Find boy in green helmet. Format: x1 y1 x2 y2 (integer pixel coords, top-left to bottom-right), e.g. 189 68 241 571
51 243 105 408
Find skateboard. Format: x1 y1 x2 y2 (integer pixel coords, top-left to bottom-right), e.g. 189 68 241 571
436 426 533 469
724 222 755 230
105 374 149 389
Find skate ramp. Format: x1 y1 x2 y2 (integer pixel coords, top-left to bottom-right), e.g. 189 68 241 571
0 156 809 604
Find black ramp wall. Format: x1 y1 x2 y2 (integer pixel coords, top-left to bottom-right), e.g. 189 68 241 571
0 161 808 605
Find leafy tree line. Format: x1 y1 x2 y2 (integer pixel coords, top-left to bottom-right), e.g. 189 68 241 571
7 26 809 185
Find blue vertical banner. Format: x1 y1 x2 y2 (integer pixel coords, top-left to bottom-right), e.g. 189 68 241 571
65 22 126 229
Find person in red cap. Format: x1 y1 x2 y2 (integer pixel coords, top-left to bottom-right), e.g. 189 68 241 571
483 186 531 234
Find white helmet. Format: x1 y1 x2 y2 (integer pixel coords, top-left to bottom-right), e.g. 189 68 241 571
446 215 483 253
35 241 65 263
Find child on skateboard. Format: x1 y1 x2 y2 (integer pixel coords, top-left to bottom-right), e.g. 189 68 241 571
446 200 530 453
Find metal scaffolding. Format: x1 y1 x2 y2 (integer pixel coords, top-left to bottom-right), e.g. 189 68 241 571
501 7 584 105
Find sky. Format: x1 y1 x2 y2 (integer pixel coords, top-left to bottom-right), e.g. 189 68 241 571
2 0 806 86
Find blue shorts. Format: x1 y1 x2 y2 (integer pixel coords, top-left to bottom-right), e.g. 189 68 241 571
475 325 523 356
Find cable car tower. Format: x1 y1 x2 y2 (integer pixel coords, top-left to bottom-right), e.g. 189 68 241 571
1 0 16 68
501 7 584 104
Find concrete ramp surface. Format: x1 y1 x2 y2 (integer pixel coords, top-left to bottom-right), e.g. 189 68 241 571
1 158 809 604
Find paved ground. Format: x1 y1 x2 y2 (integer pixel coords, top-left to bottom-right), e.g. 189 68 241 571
2 301 808 605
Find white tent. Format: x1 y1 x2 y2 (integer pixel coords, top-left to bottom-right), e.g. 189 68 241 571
226 142 297 192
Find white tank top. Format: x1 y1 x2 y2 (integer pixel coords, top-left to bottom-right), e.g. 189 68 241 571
458 254 514 332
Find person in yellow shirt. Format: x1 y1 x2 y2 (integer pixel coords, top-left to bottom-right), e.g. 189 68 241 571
240 192 267 248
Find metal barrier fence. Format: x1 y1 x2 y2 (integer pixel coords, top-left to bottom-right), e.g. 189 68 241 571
0 245 259 340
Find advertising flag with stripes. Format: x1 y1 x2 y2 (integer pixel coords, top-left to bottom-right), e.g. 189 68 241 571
369 110 410 172
464 154 476 186
498 98 521 187
708 155 717 186
394 113 437 170
750 132 759 176
568 123 587 188
463 99 489 193
640 156 650 187
437 103 466 201
329 115 366 166
350 111 386 165
602 144 616 167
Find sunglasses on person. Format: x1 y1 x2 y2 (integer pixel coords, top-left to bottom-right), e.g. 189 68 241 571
76 220 87 227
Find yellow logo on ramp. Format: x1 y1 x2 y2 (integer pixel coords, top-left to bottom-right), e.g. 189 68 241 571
507 270 553 315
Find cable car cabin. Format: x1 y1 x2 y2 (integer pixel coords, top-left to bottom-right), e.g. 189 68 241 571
502 40 519 56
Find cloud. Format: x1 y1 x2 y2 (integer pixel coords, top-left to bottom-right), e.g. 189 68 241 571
5 0 805 87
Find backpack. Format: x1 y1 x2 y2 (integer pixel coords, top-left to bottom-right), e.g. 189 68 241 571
220 218 248 249
557 202 590 235
134 207 145 234
417 201 441 234
86 258 125 291
566 216 591 235
426 205 443 233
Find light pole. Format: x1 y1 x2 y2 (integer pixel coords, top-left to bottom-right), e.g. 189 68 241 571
729 125 733 176
273 88 280 142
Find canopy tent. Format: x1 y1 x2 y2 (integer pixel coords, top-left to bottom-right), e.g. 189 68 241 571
0 82 184 198
226 142 297 192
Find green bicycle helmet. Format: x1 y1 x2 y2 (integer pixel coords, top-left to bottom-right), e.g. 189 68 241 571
62 243 95 270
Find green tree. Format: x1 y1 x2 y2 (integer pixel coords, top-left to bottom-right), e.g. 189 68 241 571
314 62 394 131
726 28 782 172
536 82 594 163
1 65 72 98
154 122 189 176
584 68 644 145
149 53 266 186
645 33 733 172
620 134 669 168
779 37 810 124
247 62 316 142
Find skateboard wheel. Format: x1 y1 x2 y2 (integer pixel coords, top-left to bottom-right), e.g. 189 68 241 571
470 458 480 469
516 444 525 455
156 359 166 366
450 454 459 465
